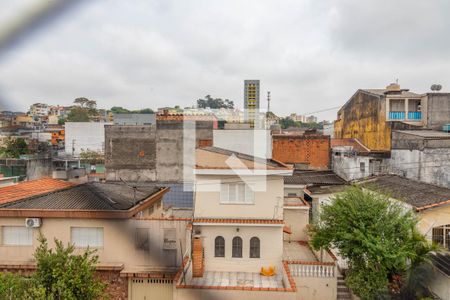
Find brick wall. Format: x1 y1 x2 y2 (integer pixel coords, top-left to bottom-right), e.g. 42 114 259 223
192 237 204 277
272 135 330 170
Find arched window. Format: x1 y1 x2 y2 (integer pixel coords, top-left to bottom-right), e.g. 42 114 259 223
249 237 260 258
232 236 242 258
215 236 225 257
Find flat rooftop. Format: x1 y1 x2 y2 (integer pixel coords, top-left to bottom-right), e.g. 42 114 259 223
283 241 317 261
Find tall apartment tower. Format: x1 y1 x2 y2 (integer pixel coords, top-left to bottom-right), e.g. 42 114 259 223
244 80 260 127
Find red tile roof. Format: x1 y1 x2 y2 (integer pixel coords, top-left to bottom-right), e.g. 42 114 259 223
0 178 75 205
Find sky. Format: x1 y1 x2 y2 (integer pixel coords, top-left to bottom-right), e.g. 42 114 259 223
0 0 450 121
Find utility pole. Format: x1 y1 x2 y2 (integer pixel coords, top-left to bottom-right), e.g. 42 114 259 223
267 91 271 112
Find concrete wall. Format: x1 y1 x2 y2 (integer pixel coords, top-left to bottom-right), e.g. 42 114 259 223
294 276 337 300
425 93 450 130
391 131 450 149
272 135 330 170
213 129 272 159
195 225 283 273
0 217 188 270
105 120 213 182
194 175 284 220
26 158 52 180
174 288 296 300
283 208 309 241
429 270 450 300
113 113 155 125
64 122 111 156
105 125 157 181
388 148 450 188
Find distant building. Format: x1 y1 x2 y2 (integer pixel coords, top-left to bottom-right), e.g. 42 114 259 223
334 83 450 151
289 114 317 124
113 113 156 125
213 129 272 158
323 123 334 137
244 80 260 127
64 122 111 156
29 103 49 117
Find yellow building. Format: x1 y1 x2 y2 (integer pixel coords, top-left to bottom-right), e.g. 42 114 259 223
334 83 425 151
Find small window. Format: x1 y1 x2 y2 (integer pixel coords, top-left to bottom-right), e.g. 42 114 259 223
232 237 243 258
433 225 450 250
249 237 260 258
215 236 225 257
135 228 149 251
2 226 33 246
220 183 254 204
163 228 177 249
71 227 103 248
287 193 297 197
360 162 365 173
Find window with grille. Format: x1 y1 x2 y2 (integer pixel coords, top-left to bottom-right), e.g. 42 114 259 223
432 225 450 249
249 237 260 258
220 182 254 204
135 228 149 251
215 236 225 257
1 226 33 246
71 227 103 248
232 236 243 258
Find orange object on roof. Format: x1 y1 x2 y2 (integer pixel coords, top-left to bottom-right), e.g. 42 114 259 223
260 266 276 276
0 178 74 205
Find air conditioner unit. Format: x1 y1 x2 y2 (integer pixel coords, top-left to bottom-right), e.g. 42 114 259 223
25 218 41 228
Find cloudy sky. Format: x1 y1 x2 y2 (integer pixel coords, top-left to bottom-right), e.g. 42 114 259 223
0 0 449 120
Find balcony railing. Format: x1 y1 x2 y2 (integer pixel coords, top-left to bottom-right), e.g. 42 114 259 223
389 111 422 120
389 111 405 120
289 263 335 277
408 111 422 120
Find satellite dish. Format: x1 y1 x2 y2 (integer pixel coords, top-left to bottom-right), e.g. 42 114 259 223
431 84 443 91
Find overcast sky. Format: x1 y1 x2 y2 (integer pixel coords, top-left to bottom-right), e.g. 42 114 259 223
1 0 450 120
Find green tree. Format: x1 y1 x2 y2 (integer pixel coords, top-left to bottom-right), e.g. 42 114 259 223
309 186 437 299
74 97 90 108
0 137 29 158
80 149 104 163
66 107 90 122
34 235 106 299
0 273 46 300
279 117 298 129
197 95 234 109
58 117 66 125
110 106 130 114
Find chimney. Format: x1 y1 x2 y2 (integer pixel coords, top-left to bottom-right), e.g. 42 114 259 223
192 236 204 277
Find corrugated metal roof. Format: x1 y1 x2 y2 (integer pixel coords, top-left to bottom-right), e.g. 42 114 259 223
0 182 162 211
431 252 450 276
162 183 193 208
361 175 450 209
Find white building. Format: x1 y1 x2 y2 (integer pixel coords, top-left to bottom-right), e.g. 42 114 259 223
64 122 111 156
213 129 272 158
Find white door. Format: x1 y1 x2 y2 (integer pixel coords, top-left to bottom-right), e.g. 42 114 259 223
129 278 173 300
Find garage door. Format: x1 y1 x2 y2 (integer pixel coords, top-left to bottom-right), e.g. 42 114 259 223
129 278 173 300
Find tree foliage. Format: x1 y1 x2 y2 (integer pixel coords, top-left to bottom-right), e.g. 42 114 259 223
66 107 90 122
197 95 234 109
80 150 104 163
34 235 106 299
0 235 106 299
279 117 324 130
0 137 29 158
309 186 437 300
110 106 154 114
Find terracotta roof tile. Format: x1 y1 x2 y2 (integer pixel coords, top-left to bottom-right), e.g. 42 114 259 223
0 178 74 205
193 218 284 224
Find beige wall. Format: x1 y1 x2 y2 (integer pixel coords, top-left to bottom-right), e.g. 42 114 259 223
284 185 305 197
294 276 337 300
196 225 283 273
283 208 309 241
0 217 189 270
194 175 284 220
174 288 296 300
417 204 450 241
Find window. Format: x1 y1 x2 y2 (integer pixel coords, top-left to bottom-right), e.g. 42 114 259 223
360 162 365 173
71 227 103 248
249 237 260 258
135 228 149 251
215 236 225 257
163 228 177 249
433 225 450 250
2 226 33 246
232 237 242 258
220 183 254 204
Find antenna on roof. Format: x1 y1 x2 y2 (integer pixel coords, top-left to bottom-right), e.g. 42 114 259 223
431 84 442 92
267 91 271 112
119 177 138 206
